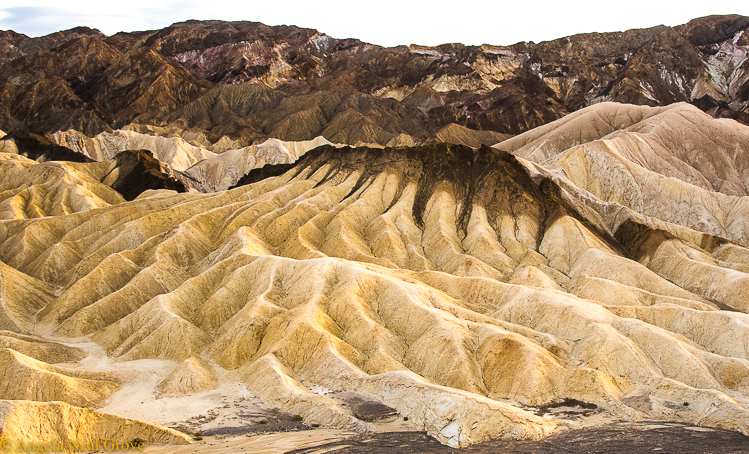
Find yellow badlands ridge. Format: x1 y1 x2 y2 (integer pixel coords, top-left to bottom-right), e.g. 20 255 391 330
0 400 190 450
1 103 749 448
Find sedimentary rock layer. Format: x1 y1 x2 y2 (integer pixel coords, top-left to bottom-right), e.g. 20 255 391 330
3 129 749 446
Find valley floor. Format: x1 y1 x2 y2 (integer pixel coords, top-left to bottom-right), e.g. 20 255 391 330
138 421 749 454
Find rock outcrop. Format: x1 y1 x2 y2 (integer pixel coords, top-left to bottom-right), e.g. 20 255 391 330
496 102 749 246
0 27 106 63
1 131 95 163
0 148 192 218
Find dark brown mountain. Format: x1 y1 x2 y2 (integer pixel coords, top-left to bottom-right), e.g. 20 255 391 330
141 20 374 84
0 15 747 146
0 33 210 136
0 26 106 63
0 36 123 135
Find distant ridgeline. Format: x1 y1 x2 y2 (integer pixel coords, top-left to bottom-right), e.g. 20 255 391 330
0 15 747 148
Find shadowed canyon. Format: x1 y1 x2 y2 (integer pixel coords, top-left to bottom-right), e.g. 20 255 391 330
1 15 749 453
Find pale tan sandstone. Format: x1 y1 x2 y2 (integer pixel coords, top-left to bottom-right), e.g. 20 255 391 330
1 112 749 447
0 348 119 407
495 102 749 247
51 128 336 191
52 129 216 170
0 331 85 364
154 357 218 398
0 153 125 220
184 136 333 191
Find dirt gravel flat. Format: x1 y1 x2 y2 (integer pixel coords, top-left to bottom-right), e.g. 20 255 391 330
286 422 749 453
137 421 749 454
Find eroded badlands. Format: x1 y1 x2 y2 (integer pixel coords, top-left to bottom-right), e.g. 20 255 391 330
2 103 749 450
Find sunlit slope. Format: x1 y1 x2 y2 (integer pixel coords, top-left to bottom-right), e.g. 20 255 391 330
51 128 335 191
0 152 124 219
0 150 189 219
0 400 191 451
498 102 749 196
496 102 749 247
3 142 749 446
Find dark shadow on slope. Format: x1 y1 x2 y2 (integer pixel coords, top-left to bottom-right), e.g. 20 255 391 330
102 149 189 200
3 131 94 163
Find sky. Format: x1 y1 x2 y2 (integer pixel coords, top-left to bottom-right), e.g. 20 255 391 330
1 1 748 48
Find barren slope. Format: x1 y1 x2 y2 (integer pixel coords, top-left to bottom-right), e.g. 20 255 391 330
496 102 749 247
2 132 749 447
49 128 335 191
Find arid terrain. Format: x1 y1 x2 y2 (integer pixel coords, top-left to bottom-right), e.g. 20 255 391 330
1 15 749 454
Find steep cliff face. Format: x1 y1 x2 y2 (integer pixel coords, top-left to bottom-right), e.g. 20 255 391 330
1 16 747 146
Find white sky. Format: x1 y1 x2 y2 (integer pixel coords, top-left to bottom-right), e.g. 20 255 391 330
1 1 748 47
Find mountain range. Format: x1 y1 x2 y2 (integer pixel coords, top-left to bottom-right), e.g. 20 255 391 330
2 15 749 452
1 15 748 147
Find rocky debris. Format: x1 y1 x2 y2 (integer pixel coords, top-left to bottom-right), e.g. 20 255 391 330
533 398 598 417
284 422 749 453
166 395 313 437
196 407 312 437
328 392 399 422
